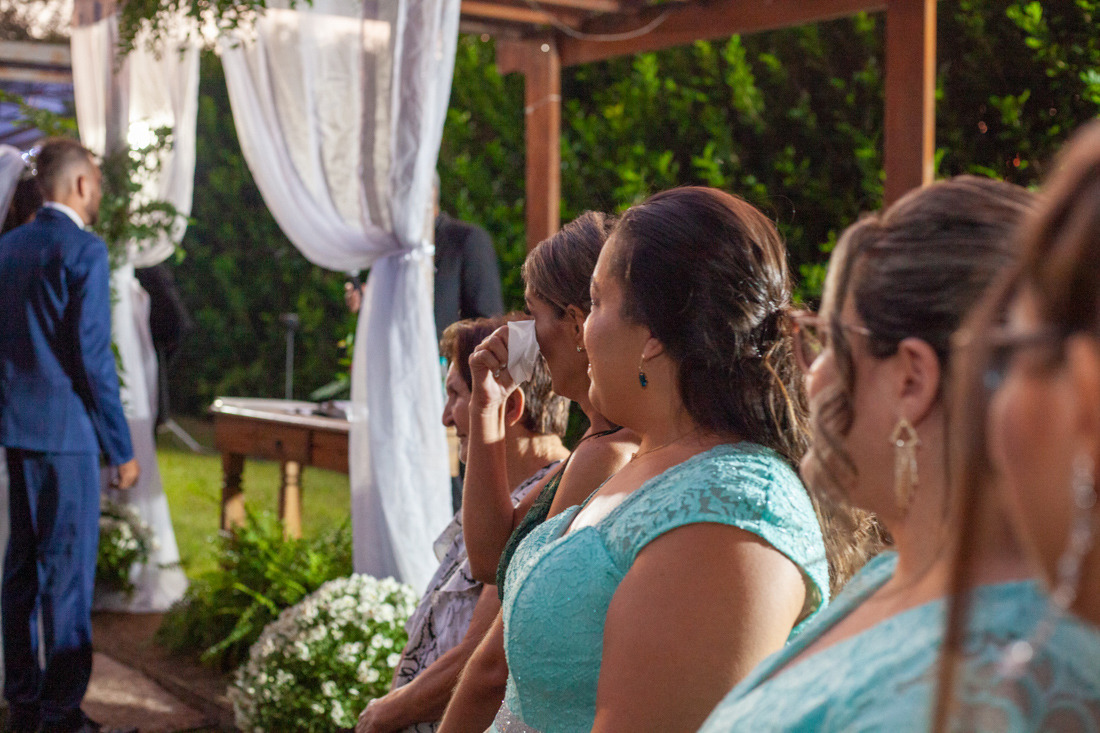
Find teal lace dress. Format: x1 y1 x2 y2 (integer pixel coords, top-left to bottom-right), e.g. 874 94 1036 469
699 552 1100 732
491 442 830 733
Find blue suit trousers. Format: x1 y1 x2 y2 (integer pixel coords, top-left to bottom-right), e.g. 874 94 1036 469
2 449 100 731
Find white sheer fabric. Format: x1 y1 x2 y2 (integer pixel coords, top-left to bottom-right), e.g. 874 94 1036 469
0 145 25 221
71 16 198 611
219 0 458 590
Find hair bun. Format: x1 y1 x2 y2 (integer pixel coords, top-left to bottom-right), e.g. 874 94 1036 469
752 306 788 347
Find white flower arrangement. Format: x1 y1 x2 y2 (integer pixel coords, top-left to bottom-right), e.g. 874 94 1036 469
97 497 157 595
229 573 418 732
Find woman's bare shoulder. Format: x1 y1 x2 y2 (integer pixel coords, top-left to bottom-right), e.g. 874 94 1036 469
550 429 639 512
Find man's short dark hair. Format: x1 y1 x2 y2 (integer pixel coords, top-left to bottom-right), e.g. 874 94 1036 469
35 138 95 198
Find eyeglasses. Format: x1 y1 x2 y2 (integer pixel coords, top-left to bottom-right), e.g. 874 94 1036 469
981 325 1064 392
791 310 873 371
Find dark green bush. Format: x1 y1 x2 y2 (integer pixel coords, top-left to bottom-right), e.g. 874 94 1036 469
157 510 353 671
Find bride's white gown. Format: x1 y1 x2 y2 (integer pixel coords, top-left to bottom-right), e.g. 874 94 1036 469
95 266 188 612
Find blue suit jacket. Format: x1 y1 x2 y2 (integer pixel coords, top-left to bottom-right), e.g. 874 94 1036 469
0 207 133 464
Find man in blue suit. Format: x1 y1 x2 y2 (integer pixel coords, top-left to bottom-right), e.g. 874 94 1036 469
0 138 140 733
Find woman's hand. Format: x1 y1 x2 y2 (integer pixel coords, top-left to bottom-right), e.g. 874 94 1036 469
356 697 397 733
468 325 518 411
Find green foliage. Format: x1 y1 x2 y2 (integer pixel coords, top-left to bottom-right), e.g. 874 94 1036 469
161 3 1100 416
116 0 311 57
96 497 156 595
0 90 76 138
96 125 188 266
438 36 527 311
156 509 353 671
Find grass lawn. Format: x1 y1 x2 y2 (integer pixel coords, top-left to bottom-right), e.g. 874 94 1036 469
158 416 351 578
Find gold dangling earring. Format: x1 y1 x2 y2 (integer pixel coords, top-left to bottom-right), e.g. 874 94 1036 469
890 417 921 512
638 355 648 388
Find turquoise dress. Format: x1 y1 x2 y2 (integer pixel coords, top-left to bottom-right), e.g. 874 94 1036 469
699 552 1100 732
492 442 830 732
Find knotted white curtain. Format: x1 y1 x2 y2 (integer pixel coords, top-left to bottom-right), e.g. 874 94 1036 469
71 16 198 611
220 0 458 589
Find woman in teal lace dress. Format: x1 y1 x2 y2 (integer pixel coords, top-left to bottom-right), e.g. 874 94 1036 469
698 176 1100 732
931 124 1100 731
475 187 834 732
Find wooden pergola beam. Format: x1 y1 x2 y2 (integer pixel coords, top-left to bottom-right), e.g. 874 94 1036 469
0 67 73 84
530 0 624 11
883 0 936 203
461 1 586 28
498 38 563 251
558 0 888 67
0 41 71 68
0 41 72 84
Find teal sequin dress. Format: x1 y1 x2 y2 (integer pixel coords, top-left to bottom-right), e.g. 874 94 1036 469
491 442 830 733
699 552 1100 732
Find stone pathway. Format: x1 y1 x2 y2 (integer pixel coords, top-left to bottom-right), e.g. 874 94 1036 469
84 653 211 733
89 612 235 732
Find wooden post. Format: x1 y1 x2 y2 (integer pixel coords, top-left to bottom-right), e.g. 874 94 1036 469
883 0 936 205
221 453 246 531
500 38 562 252
280 460 303 539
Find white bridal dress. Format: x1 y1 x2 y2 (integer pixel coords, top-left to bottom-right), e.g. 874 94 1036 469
95 269 189 612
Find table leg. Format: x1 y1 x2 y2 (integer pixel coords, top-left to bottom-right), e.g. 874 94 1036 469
280 459 302 539
221 452 246 531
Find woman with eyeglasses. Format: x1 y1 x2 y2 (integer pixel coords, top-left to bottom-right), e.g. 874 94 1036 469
699 176 1041 731
932 124 1100 731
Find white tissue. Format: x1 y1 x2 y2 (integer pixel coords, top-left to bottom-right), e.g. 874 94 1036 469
507 320 541 385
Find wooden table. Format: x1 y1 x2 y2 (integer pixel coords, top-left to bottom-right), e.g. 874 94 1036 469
209 397 461 538
209 397 350 538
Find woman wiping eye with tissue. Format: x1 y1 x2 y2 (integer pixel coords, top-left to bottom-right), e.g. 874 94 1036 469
435 212 639 733
502 319 541 386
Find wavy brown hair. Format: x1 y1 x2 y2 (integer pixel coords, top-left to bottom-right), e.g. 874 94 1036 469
811 176 1035 502
522 211 616 317
809 177 1035 589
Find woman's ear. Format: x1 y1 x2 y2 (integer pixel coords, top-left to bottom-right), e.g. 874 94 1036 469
895 336 942 426
565 304 587 349
504 386 527 428
641 334 665 362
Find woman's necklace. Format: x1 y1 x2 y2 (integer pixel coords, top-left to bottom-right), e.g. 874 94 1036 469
630 428 701 463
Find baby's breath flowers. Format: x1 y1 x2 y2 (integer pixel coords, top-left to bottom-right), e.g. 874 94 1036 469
230 574 418 732
97 497 157 595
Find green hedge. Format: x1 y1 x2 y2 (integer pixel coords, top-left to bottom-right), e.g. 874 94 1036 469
169 1 1100 415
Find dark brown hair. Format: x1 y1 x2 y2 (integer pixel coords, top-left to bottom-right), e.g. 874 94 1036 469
34 137 95 198
610 186 871 591
3 175 42 234
522 211 616 317
611 187 804 460
935 124 1100 731
439 316 569 438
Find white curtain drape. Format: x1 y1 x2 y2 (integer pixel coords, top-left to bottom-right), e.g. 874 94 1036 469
220 0 458 590
71 16 198 611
